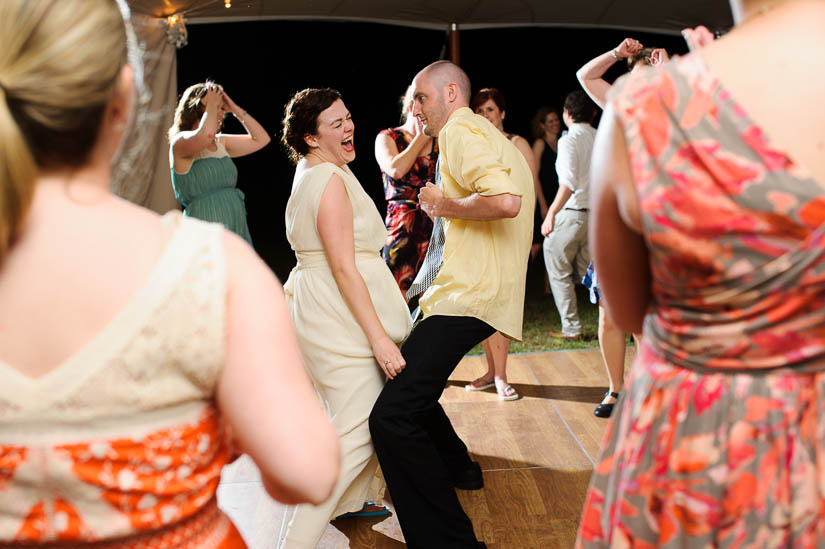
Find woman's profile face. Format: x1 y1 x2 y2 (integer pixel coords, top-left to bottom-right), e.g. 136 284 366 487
543 111 561 137
475 99 505 131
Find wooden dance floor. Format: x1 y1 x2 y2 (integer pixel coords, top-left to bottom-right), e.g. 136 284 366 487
218 347 634 548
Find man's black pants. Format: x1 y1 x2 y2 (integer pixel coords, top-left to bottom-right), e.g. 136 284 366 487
369 315 495 548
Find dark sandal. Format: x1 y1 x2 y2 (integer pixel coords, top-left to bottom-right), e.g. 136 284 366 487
594 391 619 418
335 501 390 519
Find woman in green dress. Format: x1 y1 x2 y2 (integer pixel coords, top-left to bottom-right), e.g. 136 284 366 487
169 82 270 245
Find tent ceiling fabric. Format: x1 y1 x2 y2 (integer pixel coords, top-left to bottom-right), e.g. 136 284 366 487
128 0 733 35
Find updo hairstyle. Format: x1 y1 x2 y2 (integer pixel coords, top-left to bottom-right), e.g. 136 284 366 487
628 48 658 71
281 88 342 165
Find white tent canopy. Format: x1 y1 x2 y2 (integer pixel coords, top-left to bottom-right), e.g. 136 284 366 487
128 0 733 34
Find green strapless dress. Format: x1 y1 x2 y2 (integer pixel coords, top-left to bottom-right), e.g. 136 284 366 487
171 140 252 245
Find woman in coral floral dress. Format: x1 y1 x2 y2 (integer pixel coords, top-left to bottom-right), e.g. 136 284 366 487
578 0 825 546
0 0 339 546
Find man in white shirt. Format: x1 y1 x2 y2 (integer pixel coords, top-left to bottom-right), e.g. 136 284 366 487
541 90 597 339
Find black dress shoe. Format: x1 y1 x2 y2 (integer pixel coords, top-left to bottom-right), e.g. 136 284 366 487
594 391 619 418
451 461 483 490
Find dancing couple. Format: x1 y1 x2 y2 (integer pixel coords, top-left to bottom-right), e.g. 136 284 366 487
279 61 534 547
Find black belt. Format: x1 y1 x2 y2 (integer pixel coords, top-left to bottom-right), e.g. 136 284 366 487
563 207 589 212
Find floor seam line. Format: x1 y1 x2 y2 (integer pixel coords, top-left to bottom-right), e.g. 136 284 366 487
516 355 597 467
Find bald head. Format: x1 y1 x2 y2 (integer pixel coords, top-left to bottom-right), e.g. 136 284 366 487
417 61 471 105
410 61 471 136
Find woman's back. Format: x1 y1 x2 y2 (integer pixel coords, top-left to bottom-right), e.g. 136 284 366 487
610 44 825 371
578 4 825 547
0 185 169 378
0 185 243 541
0 0 339 542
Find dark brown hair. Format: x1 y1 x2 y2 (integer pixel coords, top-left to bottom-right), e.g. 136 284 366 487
564 90 596 124
281 88 342 165
471 87 506 114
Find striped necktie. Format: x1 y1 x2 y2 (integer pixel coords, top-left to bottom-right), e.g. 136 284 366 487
406 157 445 300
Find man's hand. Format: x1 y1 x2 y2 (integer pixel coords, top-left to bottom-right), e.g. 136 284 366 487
418 182 443 220
541 211 555 237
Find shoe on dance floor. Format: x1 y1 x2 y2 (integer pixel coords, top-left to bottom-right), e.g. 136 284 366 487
335 501 390 519
495 380 519 401
548 330 581 340
451 461 484 490
594 391 619 418
465 377 495 391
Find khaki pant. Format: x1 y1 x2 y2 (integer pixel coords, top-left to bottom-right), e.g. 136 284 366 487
543 209 590 335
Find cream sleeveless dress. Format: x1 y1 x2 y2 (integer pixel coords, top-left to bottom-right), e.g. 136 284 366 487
280 162 411 548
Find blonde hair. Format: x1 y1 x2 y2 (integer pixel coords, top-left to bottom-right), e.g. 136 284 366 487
0 0 127 262
168 81 223 142
399 85 414 124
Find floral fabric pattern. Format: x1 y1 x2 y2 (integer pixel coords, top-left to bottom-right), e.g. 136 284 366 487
577 54 825 548
379 127 437 294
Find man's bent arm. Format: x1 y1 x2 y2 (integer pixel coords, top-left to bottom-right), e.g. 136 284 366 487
435 192 521 221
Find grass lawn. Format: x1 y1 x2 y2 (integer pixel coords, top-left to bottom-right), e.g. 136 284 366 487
466 267 601 355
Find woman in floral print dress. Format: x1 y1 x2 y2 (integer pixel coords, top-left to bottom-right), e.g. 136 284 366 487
374 87 438 295
578 0 825 546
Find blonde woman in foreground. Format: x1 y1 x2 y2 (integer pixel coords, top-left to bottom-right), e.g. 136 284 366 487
0 0 338 545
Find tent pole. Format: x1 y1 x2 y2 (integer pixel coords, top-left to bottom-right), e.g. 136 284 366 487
449 23 460 65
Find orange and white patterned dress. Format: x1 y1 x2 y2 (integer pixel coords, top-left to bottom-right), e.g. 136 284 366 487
0 213 246 548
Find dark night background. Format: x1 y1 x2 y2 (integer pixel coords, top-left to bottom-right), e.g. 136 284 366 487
177 21 689 280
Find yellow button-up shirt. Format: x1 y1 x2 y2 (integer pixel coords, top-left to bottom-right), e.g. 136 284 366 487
419 107 534 340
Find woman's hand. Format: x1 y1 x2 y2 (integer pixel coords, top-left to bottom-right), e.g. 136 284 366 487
221 90 242 116
412 116 430 140
615 38 643 58
682 26 715 52
541 211 555 237
201 87 220 109
371 336 406 379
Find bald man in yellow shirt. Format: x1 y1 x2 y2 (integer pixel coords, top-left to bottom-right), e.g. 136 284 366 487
369 61 534 548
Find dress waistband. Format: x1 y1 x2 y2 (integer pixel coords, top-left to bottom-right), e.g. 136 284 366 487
0 497 243 549
293 250 381 270
188 187 245 204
